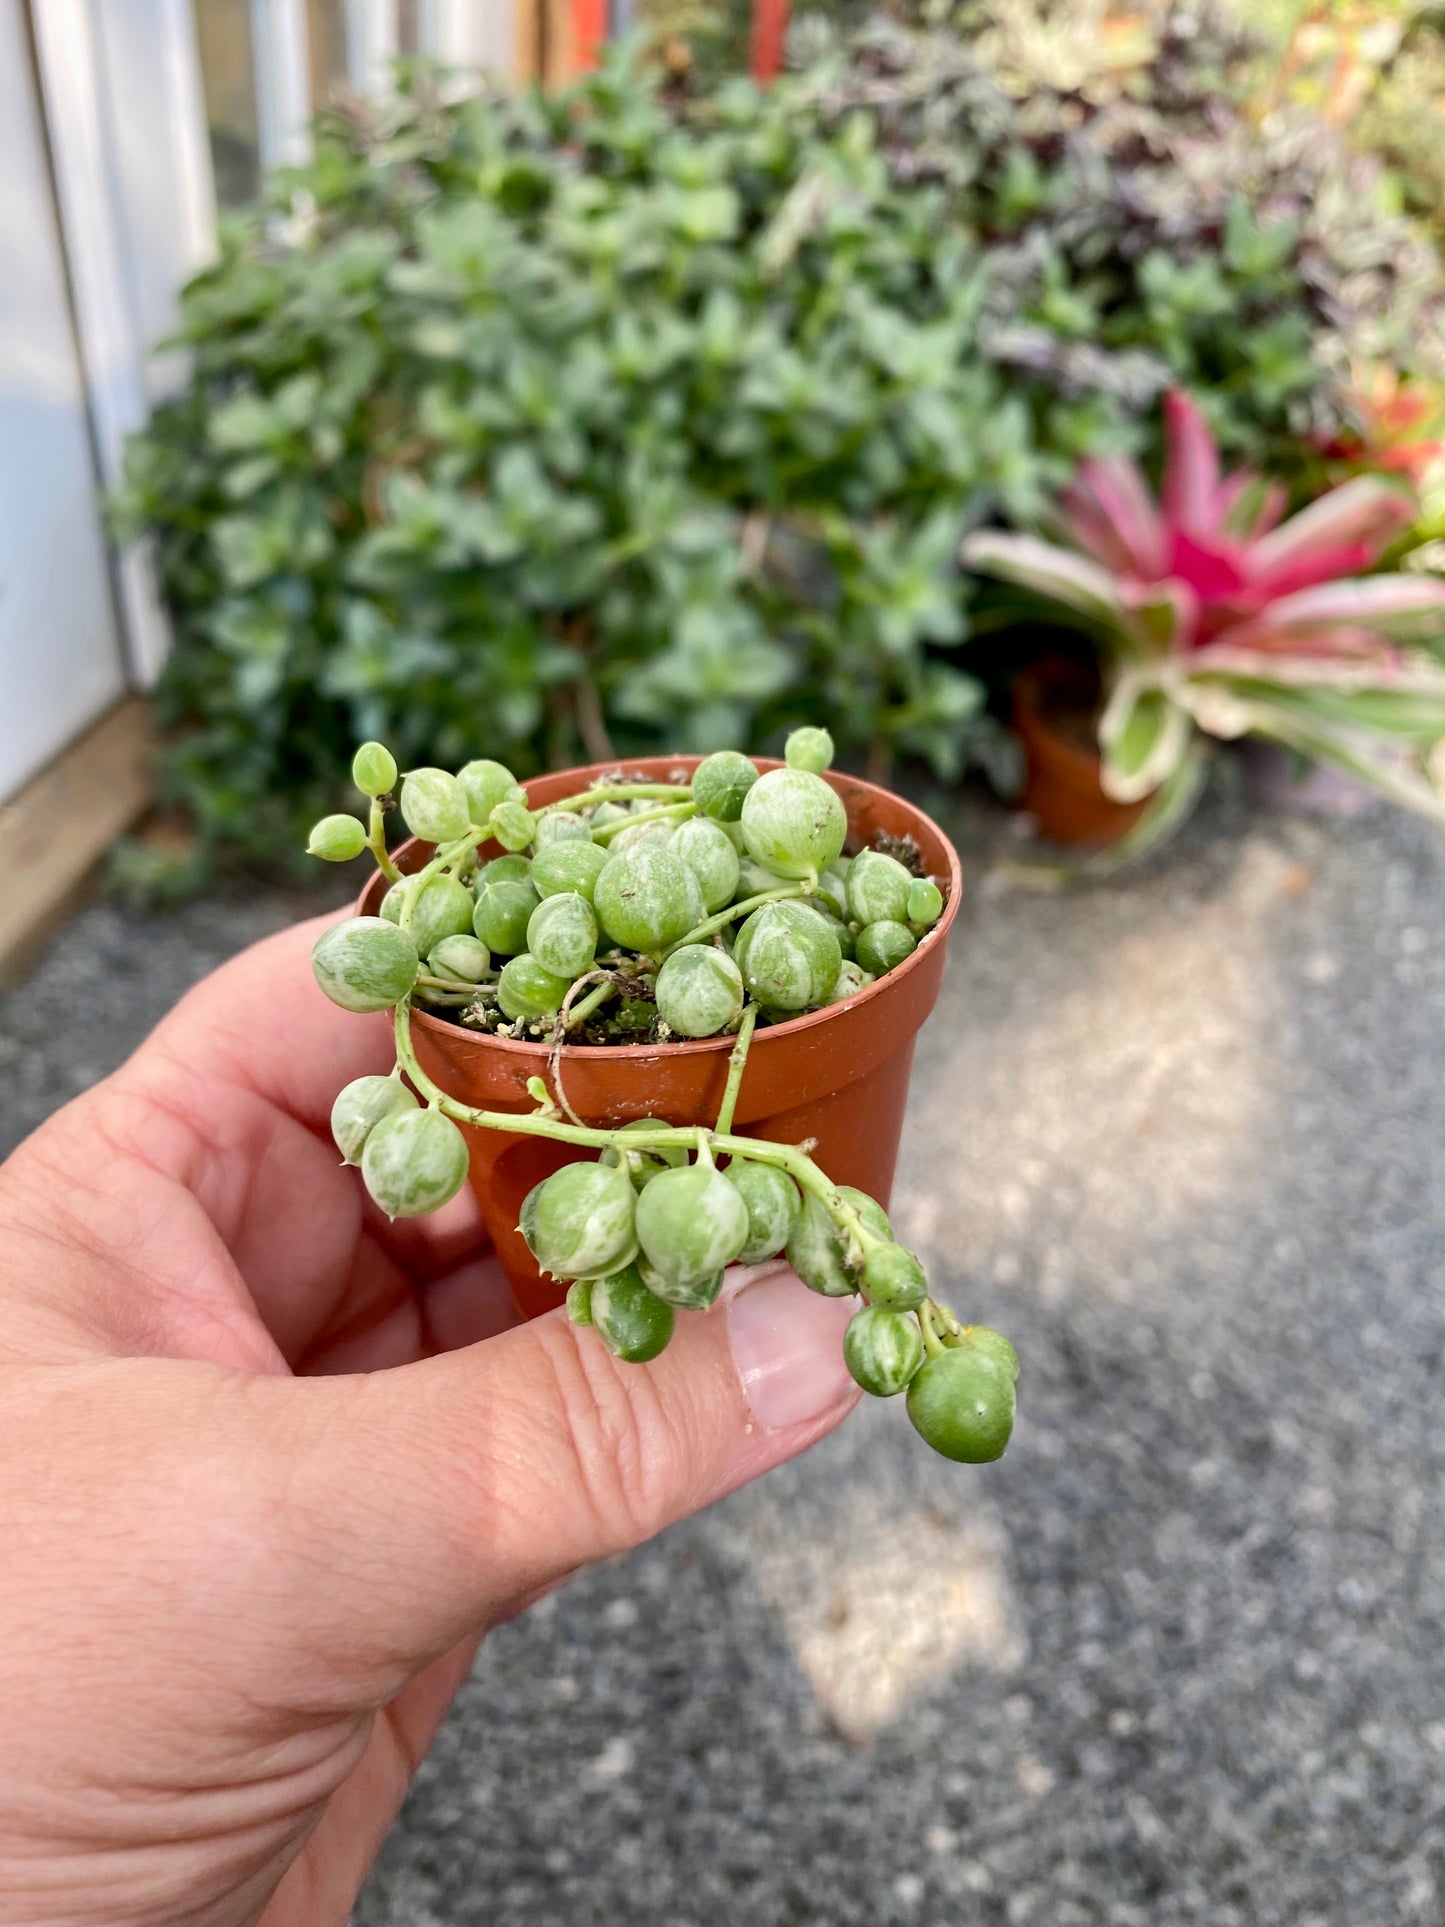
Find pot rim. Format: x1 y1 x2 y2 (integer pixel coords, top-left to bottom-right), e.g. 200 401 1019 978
366 754 962 1064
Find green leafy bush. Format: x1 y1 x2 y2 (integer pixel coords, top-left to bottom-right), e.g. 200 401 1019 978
116 18 1444 861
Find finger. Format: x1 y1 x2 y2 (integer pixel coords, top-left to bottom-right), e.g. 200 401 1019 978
259 1634 483 1927
256 1264 860 1702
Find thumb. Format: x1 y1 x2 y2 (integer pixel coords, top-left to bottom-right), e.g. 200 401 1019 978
266 1264 859 1698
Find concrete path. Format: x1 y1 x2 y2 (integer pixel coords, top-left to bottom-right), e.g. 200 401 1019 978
3 786 1441 1926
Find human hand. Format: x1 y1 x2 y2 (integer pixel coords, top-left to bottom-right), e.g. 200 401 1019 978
0 914 859 1926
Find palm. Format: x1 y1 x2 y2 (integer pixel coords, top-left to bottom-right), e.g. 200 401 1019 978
1 913 516 1925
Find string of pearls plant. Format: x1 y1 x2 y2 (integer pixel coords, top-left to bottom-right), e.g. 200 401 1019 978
306 729 1018 1463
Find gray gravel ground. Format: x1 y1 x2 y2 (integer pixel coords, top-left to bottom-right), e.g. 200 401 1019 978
3 783 1443 1926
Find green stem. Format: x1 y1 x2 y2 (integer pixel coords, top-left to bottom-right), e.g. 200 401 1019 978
393 1001 847 1215
918 1300 949 1361
715 1004 758 1136
367 799 402 883
661 883 808 959
538 782 692 817
395 828 490 941
592 800 697 844
564 979 617 1029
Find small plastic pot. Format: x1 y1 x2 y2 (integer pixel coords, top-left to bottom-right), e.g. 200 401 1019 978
1012 658 1150 848
359 756 962 1320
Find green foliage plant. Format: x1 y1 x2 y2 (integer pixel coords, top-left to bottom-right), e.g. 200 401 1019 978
304 726 1016 1462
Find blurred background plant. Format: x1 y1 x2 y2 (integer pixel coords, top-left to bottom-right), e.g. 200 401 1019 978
112 0 1445 876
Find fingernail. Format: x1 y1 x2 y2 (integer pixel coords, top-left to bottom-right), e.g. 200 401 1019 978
727 1265 859 1431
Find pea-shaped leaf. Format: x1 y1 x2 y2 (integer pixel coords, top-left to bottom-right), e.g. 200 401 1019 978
593 843 704 953
739 768 846 879
860 1241 928 1311
331 1073 418 1165
634 1159 750 1303
526 891 598 980
400 767 472 843
497 953 572 1021
723 1158 801 1263
845 848 912 926
784 726 834 773
531 840 611 903
361 1107 470 1219
691 750 759 821
907 877 944 929
457 757 521 826
407 873 476 960
855 920 917 977
785 1185 891 1296
428 933 491 982
307 813 368 862
735 900 841 1010
311 916 419 1012
352 742 398 799
674 815 742 912
520 1161 639 1280
590 1264 676 1363
533 809 595 849
905 1348 1016 1463
473 871 541 954
654 945 744 1037
844 1304 925 1398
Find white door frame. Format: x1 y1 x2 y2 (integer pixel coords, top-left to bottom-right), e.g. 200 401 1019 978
30 0 216 689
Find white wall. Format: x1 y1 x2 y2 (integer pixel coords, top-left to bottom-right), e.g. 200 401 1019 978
0 0 127 802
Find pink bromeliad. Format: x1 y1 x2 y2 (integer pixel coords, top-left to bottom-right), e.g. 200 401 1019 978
965 391 1445 820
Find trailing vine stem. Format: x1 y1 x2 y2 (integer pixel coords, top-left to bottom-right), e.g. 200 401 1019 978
714 1004 758 1137
537 782 692 817
660 882 809 959
391 999 876 1253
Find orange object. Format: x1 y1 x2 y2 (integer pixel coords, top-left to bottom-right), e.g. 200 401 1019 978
569 0 607 70
1012 659 1151 847
750 0 789 80
360 756 962 1319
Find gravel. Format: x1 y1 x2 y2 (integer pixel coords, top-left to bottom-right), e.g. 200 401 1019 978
3 784 1442 1925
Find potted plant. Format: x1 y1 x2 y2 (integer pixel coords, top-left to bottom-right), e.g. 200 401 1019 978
304 728 1018 1464
965 392 1445 849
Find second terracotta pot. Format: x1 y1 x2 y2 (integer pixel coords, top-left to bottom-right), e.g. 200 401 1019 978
360 756 962 1318
1012 658 1151 847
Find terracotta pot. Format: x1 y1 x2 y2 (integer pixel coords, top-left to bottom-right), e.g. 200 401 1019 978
358 756 962 1319
1012 659 1151 847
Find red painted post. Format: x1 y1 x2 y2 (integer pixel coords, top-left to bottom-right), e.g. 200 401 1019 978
751 0 789 81
570 0 608 70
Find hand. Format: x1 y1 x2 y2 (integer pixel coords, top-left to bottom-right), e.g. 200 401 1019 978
0 914 859 1926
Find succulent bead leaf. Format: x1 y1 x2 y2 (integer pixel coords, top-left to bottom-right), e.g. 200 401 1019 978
634 1158 750 1301
361 1107 470 1219
589 1265 676 1362
331 1074 418 1165
400 768 472 844
691 751 759 822
736 900 841 1010
723 1159 802 1263
844 1304 925 1398
655 945 744 1037
312 917 419 1013
457 758 521 825
521 1162 639 1280
531 839 611 902
526 892 599 980
846 849 912 926
906 1348 1016 1463
739 768 846 879
593 843 704 952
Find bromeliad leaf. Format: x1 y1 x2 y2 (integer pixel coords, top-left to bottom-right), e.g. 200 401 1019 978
1098 677 1192 802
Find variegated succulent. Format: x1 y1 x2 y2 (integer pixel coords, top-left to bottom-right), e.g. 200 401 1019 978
965 392 1445 821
